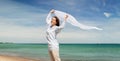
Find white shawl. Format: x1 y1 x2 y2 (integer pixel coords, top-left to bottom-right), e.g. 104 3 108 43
46 10 102 30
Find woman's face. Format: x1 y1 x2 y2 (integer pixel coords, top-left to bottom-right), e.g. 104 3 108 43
51 17 57 26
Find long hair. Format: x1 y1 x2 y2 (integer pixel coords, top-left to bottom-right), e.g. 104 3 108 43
53 16 60 26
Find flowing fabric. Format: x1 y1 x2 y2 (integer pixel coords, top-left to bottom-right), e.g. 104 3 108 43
46 10 102 30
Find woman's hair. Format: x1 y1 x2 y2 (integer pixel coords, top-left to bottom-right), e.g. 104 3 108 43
53 16 60 26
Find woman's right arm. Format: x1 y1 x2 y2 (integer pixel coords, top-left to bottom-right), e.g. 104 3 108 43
46 9 55 25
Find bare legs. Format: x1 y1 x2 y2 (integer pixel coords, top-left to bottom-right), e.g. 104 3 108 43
49 49 61 61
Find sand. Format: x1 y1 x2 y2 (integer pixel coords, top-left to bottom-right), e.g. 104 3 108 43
0 55 41 61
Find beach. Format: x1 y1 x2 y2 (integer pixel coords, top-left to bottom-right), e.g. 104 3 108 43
0 55 41 61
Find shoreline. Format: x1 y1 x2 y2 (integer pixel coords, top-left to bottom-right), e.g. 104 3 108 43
0 55 42 61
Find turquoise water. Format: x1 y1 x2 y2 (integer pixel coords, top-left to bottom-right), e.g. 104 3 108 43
0 44 120 61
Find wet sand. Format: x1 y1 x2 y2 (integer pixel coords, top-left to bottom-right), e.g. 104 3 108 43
0 55 41 61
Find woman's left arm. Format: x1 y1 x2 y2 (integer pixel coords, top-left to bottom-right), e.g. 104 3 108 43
57 15 68 29
46 9 55 25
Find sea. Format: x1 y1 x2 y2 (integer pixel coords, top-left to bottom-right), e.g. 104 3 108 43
0 43 120 61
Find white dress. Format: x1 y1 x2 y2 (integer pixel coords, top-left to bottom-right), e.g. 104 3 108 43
46 12 65 50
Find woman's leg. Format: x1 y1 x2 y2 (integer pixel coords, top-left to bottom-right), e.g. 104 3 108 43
49 49 61 61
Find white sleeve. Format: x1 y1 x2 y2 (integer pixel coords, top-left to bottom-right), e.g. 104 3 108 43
55 21 66 34
58 21 66 29
46 12 52 25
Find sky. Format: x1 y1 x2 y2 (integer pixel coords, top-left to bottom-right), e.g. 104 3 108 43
0 0 120 43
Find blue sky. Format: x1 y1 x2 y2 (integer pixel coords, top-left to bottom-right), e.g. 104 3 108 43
0 0 120 43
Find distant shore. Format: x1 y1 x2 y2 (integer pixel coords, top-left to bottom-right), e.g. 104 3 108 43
0 55 42 61
0 42 14 44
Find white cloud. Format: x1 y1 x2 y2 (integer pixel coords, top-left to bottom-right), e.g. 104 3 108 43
56 17 120 43
98 18 120 43
0 0 47 43
0 0 47 25
57 31 102 43
0 23 46 43
104 12 112 18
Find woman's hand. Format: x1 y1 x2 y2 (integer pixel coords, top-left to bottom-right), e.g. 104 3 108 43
50 9 55 13
65 15 68 21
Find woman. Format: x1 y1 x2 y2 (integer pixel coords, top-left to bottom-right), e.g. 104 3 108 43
46 9 68 61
